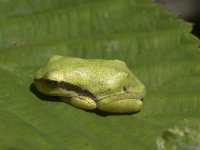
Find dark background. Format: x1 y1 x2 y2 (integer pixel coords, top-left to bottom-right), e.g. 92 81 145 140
155 0 200 38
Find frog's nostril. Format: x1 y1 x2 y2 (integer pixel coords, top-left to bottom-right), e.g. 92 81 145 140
123 86 128 92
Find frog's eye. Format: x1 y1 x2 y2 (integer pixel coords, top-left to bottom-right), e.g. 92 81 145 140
122 86 128 92
46 80 58 88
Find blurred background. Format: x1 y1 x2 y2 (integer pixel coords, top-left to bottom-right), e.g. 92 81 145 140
155 0 200 38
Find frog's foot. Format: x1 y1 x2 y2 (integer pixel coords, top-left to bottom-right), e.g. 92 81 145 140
97 99 143 113
60 96 96 110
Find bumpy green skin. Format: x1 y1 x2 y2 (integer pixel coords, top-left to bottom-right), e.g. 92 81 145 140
34 55 146 114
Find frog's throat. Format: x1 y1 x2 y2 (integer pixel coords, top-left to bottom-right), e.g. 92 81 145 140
34 79 97 101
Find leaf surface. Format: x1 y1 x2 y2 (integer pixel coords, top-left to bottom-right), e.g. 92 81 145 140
0 0 200 149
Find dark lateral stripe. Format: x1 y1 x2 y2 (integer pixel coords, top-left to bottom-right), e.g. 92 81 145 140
35 79 97 101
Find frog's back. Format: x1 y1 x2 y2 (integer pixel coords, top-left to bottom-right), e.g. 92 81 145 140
46 55 128 71
36 55 131 95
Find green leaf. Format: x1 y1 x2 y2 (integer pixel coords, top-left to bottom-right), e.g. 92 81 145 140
156 127 200 150
0 0 200 149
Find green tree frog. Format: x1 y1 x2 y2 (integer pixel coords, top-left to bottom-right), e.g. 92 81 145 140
34 55 146 114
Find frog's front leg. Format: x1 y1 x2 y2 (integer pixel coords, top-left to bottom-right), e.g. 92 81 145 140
60 96 97 110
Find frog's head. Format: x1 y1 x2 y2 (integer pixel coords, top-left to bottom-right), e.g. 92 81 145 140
96 68 146 114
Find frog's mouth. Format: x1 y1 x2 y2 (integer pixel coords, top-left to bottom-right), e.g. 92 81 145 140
96 92 145 113
99 92 144 102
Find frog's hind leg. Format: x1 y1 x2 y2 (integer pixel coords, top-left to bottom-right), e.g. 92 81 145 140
60 96 97 110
